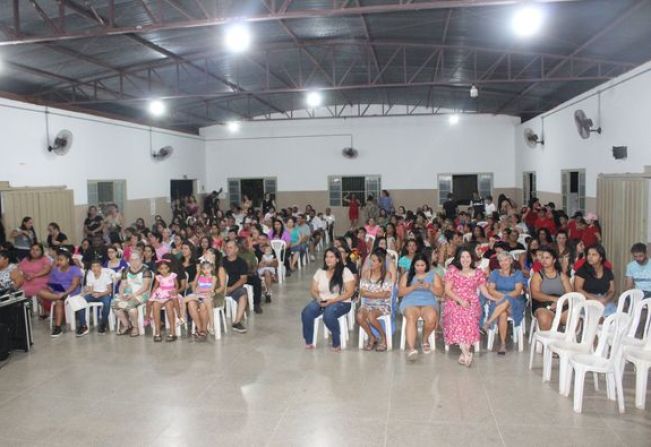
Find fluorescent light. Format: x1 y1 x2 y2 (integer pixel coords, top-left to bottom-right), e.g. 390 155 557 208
448 114 460 125
148 100 166 117
470 85 479 98
512 6 544 38
226 121 240 132
306 91 323 108
224 23 251 53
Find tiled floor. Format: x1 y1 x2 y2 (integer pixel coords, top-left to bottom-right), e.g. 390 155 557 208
1 261 649 447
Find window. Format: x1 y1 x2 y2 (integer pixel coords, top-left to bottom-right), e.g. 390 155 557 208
227 177 277 208
437 173 493 205
87 180 126 214
561 169 586 216
328 175 381 207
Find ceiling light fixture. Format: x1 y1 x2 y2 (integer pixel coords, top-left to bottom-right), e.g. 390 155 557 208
512 6 544 38
226 121 240 132
470 85 479 98
448 114 460 125
224 23 251 53
148 100 166 117
306 91 323 108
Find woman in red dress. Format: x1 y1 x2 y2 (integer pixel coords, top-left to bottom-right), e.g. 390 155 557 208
345 193 360 229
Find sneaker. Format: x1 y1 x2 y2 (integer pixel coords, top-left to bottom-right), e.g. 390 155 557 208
309 255 316 262
265 292 272 303
76 326 89 337
232 322 247 333
254 305 263 314
98 324 106 335
51 326 63 337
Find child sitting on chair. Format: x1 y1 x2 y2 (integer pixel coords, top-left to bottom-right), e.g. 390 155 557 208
150 259 179 342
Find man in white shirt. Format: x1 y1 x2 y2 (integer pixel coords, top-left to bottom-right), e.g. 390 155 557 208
484 195 497 216
76 259 114 335
323 207 336 244
625 243 651 298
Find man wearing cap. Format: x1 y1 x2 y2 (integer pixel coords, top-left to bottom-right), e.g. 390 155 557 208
625 243 651 298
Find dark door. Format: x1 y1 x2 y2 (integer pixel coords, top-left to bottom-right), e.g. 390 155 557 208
170 180 194 201
452 174 478 206
240 179 264 208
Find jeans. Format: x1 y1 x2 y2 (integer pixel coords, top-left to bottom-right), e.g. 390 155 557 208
76 294 112 326
479 293 488 328
246 275 262 306
301 300 351 348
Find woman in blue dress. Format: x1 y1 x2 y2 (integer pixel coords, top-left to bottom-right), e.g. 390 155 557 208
398 252 443 360
483 251 526 355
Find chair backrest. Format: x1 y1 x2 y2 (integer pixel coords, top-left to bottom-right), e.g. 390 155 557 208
594 312 631 363
462 233 472 243
510 249 526 261
617 289 644 315
550 292 585 333
627 297 651 339
567 300 604 348
444 257 454 268
386 249 399 269
270 240 286 262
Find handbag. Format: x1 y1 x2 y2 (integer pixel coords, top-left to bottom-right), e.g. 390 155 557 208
66 295 88 312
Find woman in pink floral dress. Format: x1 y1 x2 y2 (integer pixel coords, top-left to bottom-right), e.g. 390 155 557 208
443 247 490 367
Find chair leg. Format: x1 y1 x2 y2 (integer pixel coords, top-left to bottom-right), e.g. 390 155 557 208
561 356 573 397
400 316 406 351
385 318 393 351
606 373 615 401
615 369 626 414
543 348 553 383
635 363 649 410
312 318 320 347
517 326 524 352
529 337 537 370
573 367 586 413
473 341 480 352
486 327 495 351
358 327 366 350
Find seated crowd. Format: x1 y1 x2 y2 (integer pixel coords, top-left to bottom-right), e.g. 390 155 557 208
0 191 649 367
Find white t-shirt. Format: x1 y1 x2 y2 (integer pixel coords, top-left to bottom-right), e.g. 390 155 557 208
85 268 114 293
310 216 327 231
323 214 336 225
484 203 497 215
313 267 355 302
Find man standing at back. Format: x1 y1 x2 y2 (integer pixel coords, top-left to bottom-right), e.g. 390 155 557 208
443 193 458 220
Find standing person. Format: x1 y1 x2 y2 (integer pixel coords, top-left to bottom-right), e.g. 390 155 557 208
378 190 394 215
75 259 114 336
574 244 616 316
442 193 457 220
365 195 380 222
625 243 651 297
301 248 356 351
484 195 497 216
18 243 52 319
324 208 336 244
37 250 83 337
344 193 360 229
104 204 123 244
262 193 276 214
357 249 394 352
222 240 250 333
530 246 573 331
84 206 104 248
399 253 443 360
470 192 484 219
443 246 490 367
10 217 38 260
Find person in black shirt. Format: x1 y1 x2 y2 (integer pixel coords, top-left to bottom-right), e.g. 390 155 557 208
443 193 458 220
574 244 616 317
222 240 249 333
470 192 484 219
84 206 104 248
46 223 69 256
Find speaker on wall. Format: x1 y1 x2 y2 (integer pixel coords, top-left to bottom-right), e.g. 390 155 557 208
612 146 628 160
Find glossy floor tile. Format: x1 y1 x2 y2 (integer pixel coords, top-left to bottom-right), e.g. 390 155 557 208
0 261 649 446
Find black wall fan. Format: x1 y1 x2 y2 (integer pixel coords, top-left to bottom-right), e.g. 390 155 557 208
574 109 601 139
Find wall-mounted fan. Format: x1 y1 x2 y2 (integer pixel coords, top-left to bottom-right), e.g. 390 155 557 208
342 147 358 159
574 109 601 139
152 145 174 160
523 128 544 148
47 129 73 155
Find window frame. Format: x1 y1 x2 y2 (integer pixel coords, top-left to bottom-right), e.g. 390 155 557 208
328 175 381 207
437 173 494 205
227 177 277 206
87 179 126 214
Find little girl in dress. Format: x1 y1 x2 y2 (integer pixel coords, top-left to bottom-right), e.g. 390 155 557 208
150 260 179 342
185 261 217 339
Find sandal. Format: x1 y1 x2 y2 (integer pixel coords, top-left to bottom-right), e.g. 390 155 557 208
407 350 418 361
153 334 162 342
166 334 177 342
458 353 467 365
117 325 132 336
497 344 506 356
304 344 315 350
375 341 387 352
422 343 432 354
363 338 377 351
330 346 342 352
129 327 139 337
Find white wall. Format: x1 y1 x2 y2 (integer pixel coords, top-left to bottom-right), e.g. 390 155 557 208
516 60 651 197
0 98 205 205
201 113 520 192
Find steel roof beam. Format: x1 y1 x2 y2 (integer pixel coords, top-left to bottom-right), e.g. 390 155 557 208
0 0 585 46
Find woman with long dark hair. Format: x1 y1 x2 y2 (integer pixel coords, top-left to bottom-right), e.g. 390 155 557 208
357 248 394 352
399 252 443 360
301 248 356 351
530 246 573 331
10 216 38 260
574 244 615 316
84 206 104 248
443 246 490 367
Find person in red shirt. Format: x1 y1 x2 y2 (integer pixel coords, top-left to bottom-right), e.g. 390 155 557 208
567 211 584 241
523 198 541 233
534 207 557 236
581 213 601 248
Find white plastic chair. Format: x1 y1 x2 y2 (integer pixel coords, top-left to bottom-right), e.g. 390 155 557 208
270 240 287 284
210 305 228 339
547 300 604 396
313 314 349 349
113 304 145 335
50 296 78 331
386 249 399 269
486 315 525 352
161 306 182 336
623 335 651 410
225 284 253 322
400 315 435 351
570 313 631 414
621 297 651 350
509 249 526 261
358 314 394 351
529 292 585 372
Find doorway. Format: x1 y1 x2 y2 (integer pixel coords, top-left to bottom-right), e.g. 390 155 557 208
452 174 478 206
240 179 265 208
170 179 195 201
523 171 537 205
561 169 585 216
